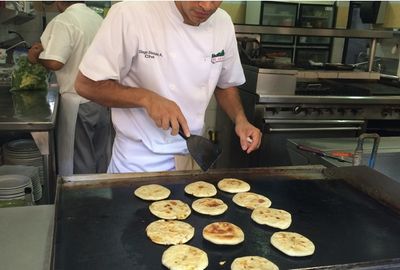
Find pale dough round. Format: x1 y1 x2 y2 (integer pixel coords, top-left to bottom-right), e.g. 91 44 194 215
270 231 315 257
149 200 191 220
251 207 292 230
192 198 228 216
231 256 279 270
162 244 208 270
184 181 217 197
134 184 170 201
203 221 244 245
146 219 194 245
217 178 250 193
232 192 272 210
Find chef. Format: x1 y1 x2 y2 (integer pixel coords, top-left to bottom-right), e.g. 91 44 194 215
75 1 261 173
28 1 112 175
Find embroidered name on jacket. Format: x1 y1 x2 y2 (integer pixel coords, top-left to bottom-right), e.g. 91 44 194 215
211 49 225 63
138 50 163 59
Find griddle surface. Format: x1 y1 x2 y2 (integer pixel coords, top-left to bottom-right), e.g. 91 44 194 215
54 177 400 269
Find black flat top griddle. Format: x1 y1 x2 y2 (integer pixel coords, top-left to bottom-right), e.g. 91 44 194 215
53 168 400 270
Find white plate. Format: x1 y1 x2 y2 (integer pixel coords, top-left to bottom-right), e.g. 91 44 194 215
0 184 31 196
0 174 31 190
4 139 39 153
0 194 25 201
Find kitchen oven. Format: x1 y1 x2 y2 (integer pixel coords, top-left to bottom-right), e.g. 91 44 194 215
215 65 400 169
252 103 365 167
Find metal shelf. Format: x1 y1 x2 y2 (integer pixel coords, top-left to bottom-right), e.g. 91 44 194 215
234 25 393 39
0 8 35 25
235 25 393 72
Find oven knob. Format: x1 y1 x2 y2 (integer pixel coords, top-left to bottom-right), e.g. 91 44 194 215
293 105 302 114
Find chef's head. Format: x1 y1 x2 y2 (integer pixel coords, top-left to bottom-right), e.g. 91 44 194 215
55 1 84 13
175 1 222 26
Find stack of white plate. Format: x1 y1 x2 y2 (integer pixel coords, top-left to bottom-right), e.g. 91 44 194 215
0 174 33 202
2 139 44 186
0 165 42 201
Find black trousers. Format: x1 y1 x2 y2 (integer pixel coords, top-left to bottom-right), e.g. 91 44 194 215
73 101 113 174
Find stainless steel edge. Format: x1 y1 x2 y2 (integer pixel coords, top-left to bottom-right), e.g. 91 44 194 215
257 95 400 105
242 64 298 74
264 119 365 124
234 25 393 39
269 127 362 132
324 166 400 213
60 165 328 187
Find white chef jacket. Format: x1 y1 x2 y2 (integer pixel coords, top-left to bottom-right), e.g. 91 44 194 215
39 3 104 176
79 1 245 173
40 3 102 100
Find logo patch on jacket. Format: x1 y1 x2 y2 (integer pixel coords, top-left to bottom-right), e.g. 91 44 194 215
211 49 224 63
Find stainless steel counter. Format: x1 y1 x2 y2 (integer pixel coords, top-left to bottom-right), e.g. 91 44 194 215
287 137 400 182
0 87 58 128
0 87 59 203
0 205 55 270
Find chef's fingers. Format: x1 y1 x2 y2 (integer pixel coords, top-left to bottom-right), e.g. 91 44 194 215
242 130 262 154
170 118 180 136
250 131 262 153
161 117 170 131
155 119 162 128
177 114 190 138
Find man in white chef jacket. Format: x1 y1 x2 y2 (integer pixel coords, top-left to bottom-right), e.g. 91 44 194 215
75 1 262 173
28 1 112 175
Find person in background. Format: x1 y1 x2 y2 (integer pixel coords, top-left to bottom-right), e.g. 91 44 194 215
28 1 112 175
75 1 261 173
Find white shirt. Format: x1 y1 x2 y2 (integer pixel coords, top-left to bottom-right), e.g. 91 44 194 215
39 3 103 101
80 1 245 172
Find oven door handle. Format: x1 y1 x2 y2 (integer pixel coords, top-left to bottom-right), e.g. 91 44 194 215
269 127 363 132
264 119 366 125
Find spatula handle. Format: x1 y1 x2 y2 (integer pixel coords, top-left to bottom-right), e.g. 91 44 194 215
178 126 188 140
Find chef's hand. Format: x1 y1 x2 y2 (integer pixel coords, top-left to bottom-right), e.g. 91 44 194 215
145 92 190 137
235 119 262 154
27 42 43 64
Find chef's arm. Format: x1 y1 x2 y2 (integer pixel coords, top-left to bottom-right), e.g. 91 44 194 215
36 59 64 71
75 71 190 137
27 42 64 71
214 86 261 153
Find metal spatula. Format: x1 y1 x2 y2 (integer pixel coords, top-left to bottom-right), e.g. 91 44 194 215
179 129 222 171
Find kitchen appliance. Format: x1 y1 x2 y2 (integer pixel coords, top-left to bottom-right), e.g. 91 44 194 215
54 165 400 269
215 64 400 169
288 136 400 183
241 65 297 95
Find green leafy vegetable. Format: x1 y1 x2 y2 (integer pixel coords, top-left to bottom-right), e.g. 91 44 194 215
10 56 48 91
